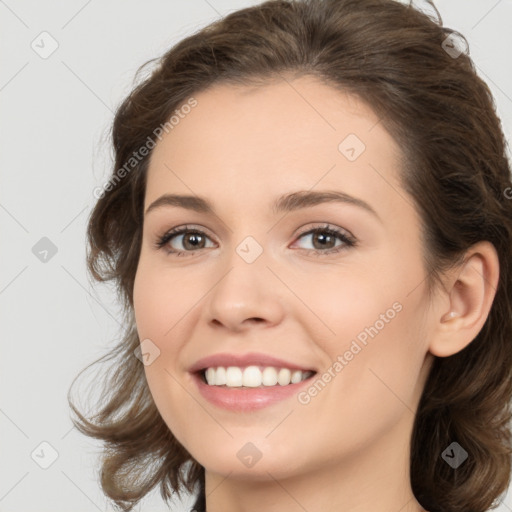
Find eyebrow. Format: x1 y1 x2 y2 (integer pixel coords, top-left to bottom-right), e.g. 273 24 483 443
145 190 381 222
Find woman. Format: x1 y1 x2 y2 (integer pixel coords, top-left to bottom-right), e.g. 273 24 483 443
68 0 512 511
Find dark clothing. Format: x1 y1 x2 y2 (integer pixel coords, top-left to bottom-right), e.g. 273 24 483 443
190 471 206 512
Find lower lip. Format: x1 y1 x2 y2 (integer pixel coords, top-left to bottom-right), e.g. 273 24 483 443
191 372 315 412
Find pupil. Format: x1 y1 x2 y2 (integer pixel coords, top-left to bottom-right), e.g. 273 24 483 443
314 232 333 249
184 233 204 250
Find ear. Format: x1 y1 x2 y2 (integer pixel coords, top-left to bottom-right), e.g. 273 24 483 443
428 241 500 358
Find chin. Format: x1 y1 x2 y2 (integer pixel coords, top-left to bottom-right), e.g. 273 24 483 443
189 438 306 480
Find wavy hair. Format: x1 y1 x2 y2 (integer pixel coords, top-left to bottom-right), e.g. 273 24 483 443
68 0 512 510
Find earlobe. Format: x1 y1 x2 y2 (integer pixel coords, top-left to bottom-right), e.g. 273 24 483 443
429 241 500 358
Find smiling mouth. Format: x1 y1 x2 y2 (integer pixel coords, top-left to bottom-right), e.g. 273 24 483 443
197 366 317 388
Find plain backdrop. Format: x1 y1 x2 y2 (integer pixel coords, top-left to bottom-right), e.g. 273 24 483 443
1 1 511 511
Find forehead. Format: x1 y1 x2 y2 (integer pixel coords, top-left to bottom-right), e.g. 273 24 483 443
145 75 407 219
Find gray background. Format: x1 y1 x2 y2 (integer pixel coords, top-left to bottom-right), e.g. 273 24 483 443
1 0 511 510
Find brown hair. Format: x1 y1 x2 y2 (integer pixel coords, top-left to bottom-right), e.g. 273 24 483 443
68 0 512 511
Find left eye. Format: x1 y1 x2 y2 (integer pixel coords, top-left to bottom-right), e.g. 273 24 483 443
293 226 355 253
155 224 356 256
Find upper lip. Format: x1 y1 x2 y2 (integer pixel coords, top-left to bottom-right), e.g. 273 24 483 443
188 352 317 373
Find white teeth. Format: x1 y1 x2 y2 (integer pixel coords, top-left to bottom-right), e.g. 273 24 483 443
277 368 291 386
215 366 227 385
225 367 243 387
242 366 262 387
203 366 314 387
290 370 303 384
205 367 215 386
262 367 278 386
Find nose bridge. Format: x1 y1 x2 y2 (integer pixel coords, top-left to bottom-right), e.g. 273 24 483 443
203 230 285 329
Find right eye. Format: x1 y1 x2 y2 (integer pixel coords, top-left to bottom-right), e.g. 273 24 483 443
155 225 216 256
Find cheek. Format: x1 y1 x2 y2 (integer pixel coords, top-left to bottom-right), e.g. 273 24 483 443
309 251 428 383
133 256 197 341
133 262 194 443
318 272 428 419
297 268 397 347
133 259 204 428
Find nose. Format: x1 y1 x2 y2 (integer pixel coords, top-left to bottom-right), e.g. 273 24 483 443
203 252 286 333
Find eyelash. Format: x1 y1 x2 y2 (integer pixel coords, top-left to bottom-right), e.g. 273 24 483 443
154 223 357 257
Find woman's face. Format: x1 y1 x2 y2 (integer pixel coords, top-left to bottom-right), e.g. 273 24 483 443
133 75 436 480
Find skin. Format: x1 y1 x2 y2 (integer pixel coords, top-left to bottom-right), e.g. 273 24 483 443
132 74 499 512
